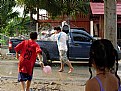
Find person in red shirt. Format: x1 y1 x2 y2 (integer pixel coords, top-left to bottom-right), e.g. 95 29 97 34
15 32 44 91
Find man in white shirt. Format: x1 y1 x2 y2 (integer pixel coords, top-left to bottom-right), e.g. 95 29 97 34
54 26 74 73
48 29 57 41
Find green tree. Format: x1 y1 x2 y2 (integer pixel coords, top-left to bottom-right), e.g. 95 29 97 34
0 0 19 31
42 0 90 22
15 0 90 36
16 0 89 21
16 0 43 20
2 16 31 37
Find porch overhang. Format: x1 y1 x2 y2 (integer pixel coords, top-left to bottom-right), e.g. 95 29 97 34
90 2 121 15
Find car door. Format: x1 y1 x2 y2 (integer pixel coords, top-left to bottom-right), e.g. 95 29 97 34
68 32 93 60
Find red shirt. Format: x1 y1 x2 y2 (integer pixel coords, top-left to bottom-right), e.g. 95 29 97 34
14 39 42 75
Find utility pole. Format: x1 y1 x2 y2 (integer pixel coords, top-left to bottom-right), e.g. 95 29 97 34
36 6 40 39
104 0 117 48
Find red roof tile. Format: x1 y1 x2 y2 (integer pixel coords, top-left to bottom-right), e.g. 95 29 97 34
90 2 121 15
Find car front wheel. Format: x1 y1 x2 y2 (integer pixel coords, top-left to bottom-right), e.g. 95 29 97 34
35 51 52 66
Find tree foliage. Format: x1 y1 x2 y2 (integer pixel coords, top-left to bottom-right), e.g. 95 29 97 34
2 16 31 36
16 0 89 20
16 0 44 20
0 0 19 30
41 0 90 19
0 0 90 36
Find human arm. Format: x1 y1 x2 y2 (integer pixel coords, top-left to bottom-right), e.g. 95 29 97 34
85 77 100 91
14 41 25 60
36 43 44 68
85 80 91 91
37 53 44 69
16 52 19 60
85 79 94 91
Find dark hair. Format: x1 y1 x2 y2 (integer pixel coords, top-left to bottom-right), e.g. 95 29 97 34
30 32 37 40
62 25 69 34
88 39 120 83
54 26 61 31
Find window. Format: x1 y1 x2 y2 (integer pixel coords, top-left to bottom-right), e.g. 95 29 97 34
72 32 91 42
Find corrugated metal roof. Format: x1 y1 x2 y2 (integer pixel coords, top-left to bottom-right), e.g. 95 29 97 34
90 2 121 15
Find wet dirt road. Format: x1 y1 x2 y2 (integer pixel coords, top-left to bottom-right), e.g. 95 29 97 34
0 48 90 91
1 48 121 91
1 59 121 91
0 59 90 91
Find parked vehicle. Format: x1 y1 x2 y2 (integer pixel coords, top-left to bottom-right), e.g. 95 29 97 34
8 28 121 65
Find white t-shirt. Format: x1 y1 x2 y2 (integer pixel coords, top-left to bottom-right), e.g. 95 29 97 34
49 34 56 41
55 32 68 51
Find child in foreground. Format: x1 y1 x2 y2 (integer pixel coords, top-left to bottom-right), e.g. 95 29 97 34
85 39 121 91
15 32 44 91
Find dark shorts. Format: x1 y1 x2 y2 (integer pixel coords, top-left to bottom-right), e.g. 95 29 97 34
18 72 33 82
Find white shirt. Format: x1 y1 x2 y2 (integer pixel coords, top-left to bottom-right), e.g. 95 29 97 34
55 32 68 51
49 34 56 41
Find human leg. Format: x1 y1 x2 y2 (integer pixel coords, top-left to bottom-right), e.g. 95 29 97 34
18 72 32 91
65 60 74 73
58 62 64 72
18 73 26 91
59 50 74 73
26 80 31 91
21 81 26 91
63 51 74 73
58 50 65 72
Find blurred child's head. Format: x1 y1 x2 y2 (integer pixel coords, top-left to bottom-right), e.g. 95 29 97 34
88 39 119 80
30 32 37 40
54 26 61 33
89 39 116 70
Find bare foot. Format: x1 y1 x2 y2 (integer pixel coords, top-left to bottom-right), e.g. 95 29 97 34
68 68 74 73
58 69 64 72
